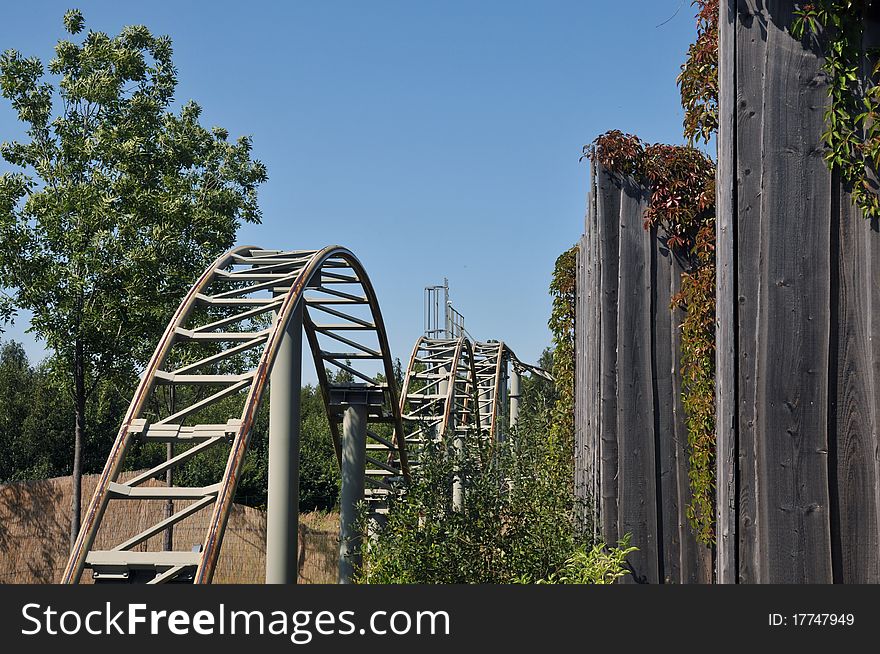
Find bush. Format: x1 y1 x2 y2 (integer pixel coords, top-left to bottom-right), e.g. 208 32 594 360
518 535 637 584
357 363 614 583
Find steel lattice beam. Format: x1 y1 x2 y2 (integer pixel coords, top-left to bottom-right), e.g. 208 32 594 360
62 245 407 585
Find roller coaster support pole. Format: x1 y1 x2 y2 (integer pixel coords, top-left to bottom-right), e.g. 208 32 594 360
452 431 464 510
439 360 462 511
443 279 451 338
499 360 509 442
510 367 521 431
266 302 303 584
339 401 367 583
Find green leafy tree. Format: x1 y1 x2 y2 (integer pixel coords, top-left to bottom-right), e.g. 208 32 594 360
0 10 267 547
298 384 341 511
0 343 82 482
0 341 37 479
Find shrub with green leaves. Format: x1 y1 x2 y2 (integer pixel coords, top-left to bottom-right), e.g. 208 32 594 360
357 439 579 583
357 363 633 584
519 535 637 585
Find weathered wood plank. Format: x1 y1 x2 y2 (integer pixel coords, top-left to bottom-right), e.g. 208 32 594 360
595 164 622 546
866 25 880 565
574 233 584 499
832 174 880 583
723 0 880 583
757 0 832 583
576 0 880 584
587 162 602 537
734 0 769 583
576 232 592 517
868 201 880 586
652 233 680 583
853 4 880 588
716 0 738 585
616 175 659 584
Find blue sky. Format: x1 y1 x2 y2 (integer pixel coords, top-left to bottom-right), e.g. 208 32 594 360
0 1 701 383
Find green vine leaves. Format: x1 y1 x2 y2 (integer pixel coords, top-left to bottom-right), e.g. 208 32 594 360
549 246 577 476
794 1 880 217
678 0 719 145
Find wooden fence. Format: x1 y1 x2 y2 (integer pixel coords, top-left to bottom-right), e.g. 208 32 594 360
716 0 880 583
575 159 712 583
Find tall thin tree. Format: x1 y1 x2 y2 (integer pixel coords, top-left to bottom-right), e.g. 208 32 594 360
0 10 268 548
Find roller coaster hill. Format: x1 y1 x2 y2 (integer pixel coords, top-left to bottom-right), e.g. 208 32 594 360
61 245 551 585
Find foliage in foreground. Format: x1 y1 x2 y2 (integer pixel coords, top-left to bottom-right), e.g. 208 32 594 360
549 247 577 479
678 0 719 146
517 534 637 585
358 432 633 584
358 358 634 584
357 439 580 584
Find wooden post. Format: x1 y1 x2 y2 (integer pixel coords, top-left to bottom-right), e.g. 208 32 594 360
596 164 621 548
721 0 835 583
715 0 737 585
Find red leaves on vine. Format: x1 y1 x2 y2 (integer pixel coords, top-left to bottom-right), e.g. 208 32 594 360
587 130 644 178
588 131 715 261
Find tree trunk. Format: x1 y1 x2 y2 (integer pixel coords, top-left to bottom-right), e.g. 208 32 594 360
164 442 174 551
164 385 175 551
70 340 85 552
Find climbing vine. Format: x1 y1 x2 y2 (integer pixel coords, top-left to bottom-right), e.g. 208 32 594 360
678 0 719 145
549 246 577 476
553 0 719 544
588 130 717 545
793 1 880 218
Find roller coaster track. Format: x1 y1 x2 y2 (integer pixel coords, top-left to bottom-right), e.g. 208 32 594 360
398 337 479 461
472 340 553 439
62 245 406 584
62 245 549 584
472 341 508 439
